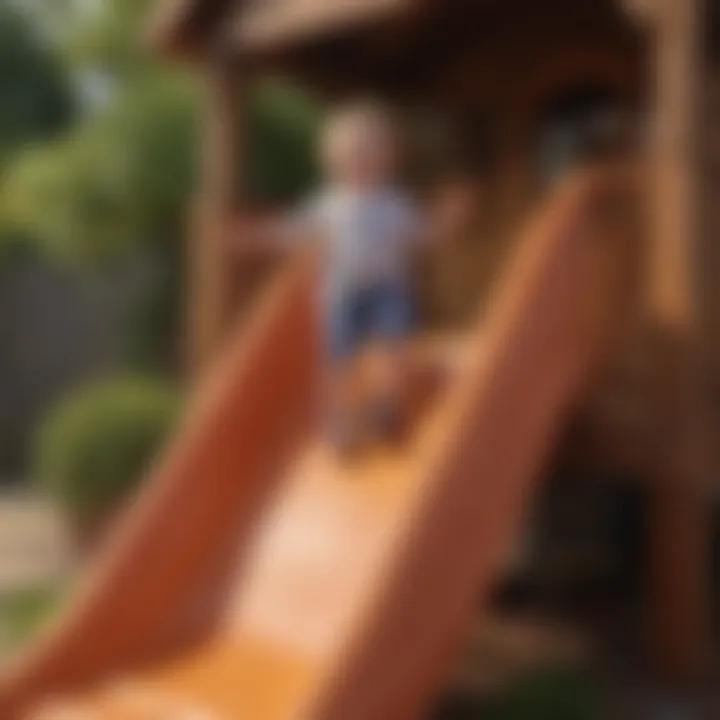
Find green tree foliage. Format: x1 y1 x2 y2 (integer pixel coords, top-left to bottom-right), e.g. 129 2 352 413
0 2 74 168
25 0 153 79
1 75 321 264
248 80 321 204
1 73 200 265
0 0 320 366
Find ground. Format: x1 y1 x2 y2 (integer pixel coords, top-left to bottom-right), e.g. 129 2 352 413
0 491 73 594
0 490 73 657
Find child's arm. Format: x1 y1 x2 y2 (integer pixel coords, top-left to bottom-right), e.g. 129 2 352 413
230 198 322 259
231 213 292 259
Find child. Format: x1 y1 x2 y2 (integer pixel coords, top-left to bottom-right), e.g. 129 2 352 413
246 101 470 452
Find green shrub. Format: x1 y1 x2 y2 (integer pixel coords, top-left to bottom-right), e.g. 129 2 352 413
487 668 602 720
35 376 179 523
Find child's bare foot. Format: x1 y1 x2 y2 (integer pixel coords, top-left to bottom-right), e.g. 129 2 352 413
369 399 406 444
327 413 362 457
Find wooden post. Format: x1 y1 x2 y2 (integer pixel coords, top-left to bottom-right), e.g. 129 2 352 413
646 0 712 682
187 51 243 377
496 101 530 239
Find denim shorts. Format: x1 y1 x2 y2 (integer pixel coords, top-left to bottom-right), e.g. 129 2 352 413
326 283 414 360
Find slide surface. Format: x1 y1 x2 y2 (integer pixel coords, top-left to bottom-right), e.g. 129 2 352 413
0 172 625 719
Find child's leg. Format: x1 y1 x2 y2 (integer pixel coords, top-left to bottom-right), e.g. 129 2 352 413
326 358 361 438
366 284 414 436
366 343 407 427
325 291 365 450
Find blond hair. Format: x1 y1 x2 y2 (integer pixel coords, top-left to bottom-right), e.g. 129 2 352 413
321 100 396 168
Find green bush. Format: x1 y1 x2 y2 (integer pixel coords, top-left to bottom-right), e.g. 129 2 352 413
487 669 602 720
35 376 179 523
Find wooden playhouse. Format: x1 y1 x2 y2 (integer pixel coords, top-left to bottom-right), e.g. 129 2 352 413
151 0 718 684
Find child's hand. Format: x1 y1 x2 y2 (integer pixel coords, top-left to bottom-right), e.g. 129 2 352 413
229 212 286 259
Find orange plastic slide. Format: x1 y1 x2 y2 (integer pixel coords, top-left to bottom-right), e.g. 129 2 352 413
0 171 623 719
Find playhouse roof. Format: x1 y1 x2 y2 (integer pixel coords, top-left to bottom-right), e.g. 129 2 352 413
150 0 641 102
150 0 414 57
236 0 411 53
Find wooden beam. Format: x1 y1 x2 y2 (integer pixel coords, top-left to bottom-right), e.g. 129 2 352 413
646 0 712 682
148 0 232 58
621 0 658 26
187 52 243 377
234 0 413 54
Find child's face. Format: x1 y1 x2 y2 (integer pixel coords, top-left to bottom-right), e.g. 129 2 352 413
323 117 396 189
